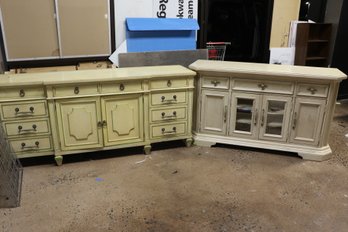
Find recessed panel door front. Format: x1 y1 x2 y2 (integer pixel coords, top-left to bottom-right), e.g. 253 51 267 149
101 94 144 146
289 97 326 146
200 90 229 135
56 97 103 150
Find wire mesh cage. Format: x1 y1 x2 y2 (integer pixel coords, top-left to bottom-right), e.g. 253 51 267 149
0 126 23 208
206 42 231 61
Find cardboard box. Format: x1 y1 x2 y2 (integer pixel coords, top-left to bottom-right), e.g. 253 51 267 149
77 61 114 70
17 66 77 73
125 18 199 52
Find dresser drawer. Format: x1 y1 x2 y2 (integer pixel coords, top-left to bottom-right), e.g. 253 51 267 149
233 79 294 94
0 86 45 100
202 76 229 89
1 101 47 120
4 119 50 137
150 78 188 89
53 84 98 97
151 91 187 106
150 107 187 123
297 83 329 97
101 81 142 94
10 136 53 153
150 122 187 139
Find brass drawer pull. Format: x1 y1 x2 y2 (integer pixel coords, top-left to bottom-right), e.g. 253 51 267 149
18 124 37 133
211 80 220 86
161 111 177 119
119 83 125 91
253 109 258 125
167 80 172 87
15 106 35 115
292 112 297 129
19 89 25 97
161 95 177 103
74 87 80 94
224 105 227 122
261 109 265 126
21 141 40 149
307 87 318 94
161 127 177 134
97 120 107 127
258 83 268 90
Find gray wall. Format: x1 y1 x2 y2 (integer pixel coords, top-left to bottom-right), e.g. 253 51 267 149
324 0 344 66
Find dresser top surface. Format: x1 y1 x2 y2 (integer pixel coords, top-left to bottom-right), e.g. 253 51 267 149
189 60 347 81
0 65 196 86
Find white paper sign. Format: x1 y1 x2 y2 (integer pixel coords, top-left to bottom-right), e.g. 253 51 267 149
269 47 295 65
109 40 127 67
153 0 197 19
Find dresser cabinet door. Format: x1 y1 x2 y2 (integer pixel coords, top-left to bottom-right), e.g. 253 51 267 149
258 95 292 142
55 97 103 150
229 92 260 139
101 94 144 146
289 97 326 146
200 90 229 135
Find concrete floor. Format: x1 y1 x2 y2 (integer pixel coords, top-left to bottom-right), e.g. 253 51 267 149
1 101 348 232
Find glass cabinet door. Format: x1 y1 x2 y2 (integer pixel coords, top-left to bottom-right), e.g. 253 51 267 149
229 93 260 139
259 95 292 142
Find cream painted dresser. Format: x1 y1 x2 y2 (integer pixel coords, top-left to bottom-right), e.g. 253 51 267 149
0 66 195 165
189 60 347 161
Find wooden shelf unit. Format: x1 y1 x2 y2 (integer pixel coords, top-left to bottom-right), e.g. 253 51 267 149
295 23 332 67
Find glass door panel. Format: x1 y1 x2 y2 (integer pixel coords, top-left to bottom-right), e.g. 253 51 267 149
259 96 292 142
230 93 260 139
235 98 254 132
265 100 286 135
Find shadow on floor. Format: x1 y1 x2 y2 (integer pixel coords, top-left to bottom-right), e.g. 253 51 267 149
19 140 189 167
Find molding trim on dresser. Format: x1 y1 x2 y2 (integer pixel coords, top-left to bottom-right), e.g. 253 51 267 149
0 66 196 165
189 60 347 161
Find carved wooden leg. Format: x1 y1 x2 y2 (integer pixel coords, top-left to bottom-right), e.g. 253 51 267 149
144 145 152 155
185 138 193 147
54 155 63 166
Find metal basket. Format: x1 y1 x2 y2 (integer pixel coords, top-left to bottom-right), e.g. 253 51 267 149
206 42 231 61
0 126 23 208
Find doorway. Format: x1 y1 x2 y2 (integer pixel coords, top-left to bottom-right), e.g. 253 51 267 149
198 0 274 63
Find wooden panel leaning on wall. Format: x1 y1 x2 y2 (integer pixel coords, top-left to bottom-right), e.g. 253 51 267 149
0 66 196 165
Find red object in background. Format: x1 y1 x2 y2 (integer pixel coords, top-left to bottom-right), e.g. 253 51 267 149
206 42 231 60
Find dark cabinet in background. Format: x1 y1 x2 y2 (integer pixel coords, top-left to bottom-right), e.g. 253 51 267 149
294 23 331 67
